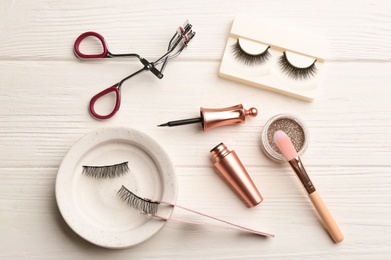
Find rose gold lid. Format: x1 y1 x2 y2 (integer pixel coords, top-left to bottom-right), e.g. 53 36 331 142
210 143 263 207
201 104 257 131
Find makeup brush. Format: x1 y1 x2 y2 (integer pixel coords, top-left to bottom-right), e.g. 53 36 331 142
273 130 344 243
158 104 258 131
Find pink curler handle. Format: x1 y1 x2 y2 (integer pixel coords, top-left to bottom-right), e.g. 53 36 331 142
74 31 109 59
89 85 120 120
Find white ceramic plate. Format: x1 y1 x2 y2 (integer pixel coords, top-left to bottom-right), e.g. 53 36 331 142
55 127 177 248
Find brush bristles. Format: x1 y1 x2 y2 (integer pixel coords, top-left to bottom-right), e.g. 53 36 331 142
273 130 298 161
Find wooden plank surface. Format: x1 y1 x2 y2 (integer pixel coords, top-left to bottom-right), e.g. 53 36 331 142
1 0 391 259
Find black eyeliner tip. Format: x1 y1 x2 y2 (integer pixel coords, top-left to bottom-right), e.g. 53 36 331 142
157 123 168 127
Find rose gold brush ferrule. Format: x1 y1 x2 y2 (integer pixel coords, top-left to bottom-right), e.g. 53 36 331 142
289 156 344 243
201 104 258 131
288 157 316 195
210 143 263 207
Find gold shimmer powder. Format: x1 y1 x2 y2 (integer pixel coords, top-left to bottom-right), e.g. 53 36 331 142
261 114 309 162
267 118 305 154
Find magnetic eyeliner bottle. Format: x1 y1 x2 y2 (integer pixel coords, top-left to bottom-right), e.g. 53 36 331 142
210 143 263 208
158 104 258 131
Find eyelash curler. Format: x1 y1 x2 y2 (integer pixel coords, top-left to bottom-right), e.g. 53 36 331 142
74 20 196 120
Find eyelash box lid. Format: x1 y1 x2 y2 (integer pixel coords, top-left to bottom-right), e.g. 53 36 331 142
219 16 328 101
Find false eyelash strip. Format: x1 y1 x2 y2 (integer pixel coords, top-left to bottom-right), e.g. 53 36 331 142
82 161 129 179
231 39 271 66
117 185 274 237
278 52 317 80
117 185 160 215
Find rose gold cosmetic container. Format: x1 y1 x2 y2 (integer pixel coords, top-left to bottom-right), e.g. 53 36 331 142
158 104 258 131
201 104 258 131
210 143 263 207
261 113 309 162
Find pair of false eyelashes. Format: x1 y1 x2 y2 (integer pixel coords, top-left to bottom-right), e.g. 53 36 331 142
232 39 317 80
82 161 274 237
82 161 159 215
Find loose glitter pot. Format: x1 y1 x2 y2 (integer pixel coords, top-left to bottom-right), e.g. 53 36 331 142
261 114 309 162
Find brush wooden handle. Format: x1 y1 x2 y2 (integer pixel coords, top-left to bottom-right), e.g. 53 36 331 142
309 191 344 243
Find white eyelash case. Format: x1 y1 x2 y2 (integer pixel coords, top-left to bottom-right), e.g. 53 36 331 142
219 16 328 101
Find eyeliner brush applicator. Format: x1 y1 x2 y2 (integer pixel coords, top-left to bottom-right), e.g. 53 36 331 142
158 104 258 131
158 117 203 127
273 130 344 243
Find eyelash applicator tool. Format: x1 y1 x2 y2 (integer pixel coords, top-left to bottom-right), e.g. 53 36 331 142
158 104 258 131
118 185 274 238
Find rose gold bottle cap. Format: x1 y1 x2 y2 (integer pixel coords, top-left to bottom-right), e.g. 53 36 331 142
210 143 263 207
201 104 257 131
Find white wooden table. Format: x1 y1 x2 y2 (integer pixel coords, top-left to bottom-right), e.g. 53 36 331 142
1 1 391 259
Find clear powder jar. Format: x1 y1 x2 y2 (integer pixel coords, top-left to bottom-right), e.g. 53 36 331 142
261 114 309 162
